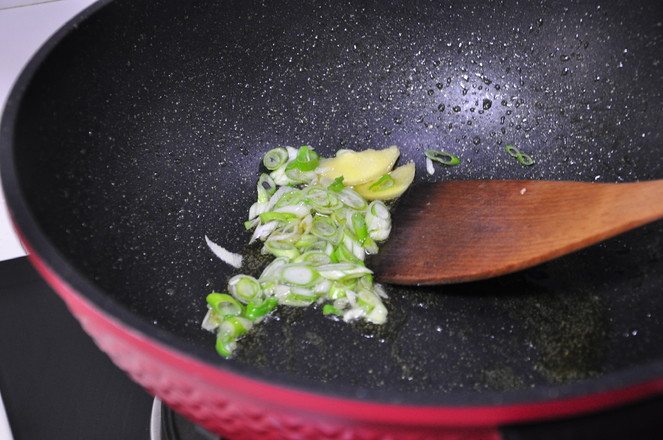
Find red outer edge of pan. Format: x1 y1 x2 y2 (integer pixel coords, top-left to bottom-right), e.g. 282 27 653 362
19 235 663 439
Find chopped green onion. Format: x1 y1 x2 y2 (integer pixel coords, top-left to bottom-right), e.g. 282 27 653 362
284 166 316 184
293 234 318 249
337 188 367 210
322 304 344 316
505 145 534 166
351 212 369 244
311 216 339 242
342 228 366 262
228 275 263 304
263 241 301 259
366 200 391 241
280 264 320 287
332 242 365 265
215 338 236 357
259 211 298 223
273 189 305 209
204 144 403 357
263 147 289 170
327 176 345 192
425 149 461 166
245 297 279 320
294 250 333 265
317 263 372 280
368 174 395 192
258 257 289 282
294 145 320 171
206 293 244 317
244 218 260 230
257 173 277 202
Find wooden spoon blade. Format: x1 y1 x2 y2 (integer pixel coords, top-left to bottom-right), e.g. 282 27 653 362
373 179 663 285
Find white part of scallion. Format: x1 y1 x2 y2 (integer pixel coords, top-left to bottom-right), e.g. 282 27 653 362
263 147 289 170
267 186 297 210
337 188 368 210
274 203 311 218
343 307 365 322
228 275 262 304
426 157 435 175
249 201 270 220
280 264 320 287
286 146 298 160
201 307 220 331
249 221 279 244
316 263 372 280
205 235 243 269
365 201 391 241
366 302 387 324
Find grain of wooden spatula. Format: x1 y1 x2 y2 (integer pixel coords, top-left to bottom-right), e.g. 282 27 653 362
373 179 663 285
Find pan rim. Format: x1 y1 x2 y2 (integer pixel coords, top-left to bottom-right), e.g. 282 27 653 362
2 0 663 421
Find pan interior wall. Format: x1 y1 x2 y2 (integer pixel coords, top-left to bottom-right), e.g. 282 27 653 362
9 0 663 400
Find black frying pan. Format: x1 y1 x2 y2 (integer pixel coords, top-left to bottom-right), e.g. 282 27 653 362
2 0 663 438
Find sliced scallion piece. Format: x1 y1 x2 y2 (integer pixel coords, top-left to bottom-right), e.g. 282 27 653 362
327 176 345 192
257 173 277 202
206 293 244 317
425 149 461 166
228 275 263 304
289 145 320 171
505 145 535 166
245 297 279 320
317 263 372 280
322 304 344 316
263 241 301 259
368 174 395 192
259 211 298 223
337 188 368 210
351 212 369 244
280 264 320 287
263 147 289 170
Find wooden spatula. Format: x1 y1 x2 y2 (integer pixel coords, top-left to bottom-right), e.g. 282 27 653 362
373 179 663 285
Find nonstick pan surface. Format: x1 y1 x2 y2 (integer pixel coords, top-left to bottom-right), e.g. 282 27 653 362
2 0 663 436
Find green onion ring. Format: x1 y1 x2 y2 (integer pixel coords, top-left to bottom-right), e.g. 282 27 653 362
505 145 535 166
263 147 289 170
206 293 244 317
228 275 263 304
425 149 461 166
368 175 395 192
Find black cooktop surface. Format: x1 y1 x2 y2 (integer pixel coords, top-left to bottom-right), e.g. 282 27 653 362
0 257 153 440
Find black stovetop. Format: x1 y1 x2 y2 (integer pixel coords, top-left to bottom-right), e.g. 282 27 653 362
0 257 153 440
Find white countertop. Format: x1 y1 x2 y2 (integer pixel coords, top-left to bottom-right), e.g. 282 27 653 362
0 0 97 261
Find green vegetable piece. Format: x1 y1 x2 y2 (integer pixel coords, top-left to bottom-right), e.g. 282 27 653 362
228 275 263 304
273 189 305 209
425 149 461 166
206 293 244 317
215 337 236 357
257 173 277 202
259 211 298 223
322 304 344 316
263 147 289 170
351 212 369 244
263 241 301 259
245 297 279 320
327 176 345 192
281 264 320 287
287 145 320 171
332 242 365 265
368 174 395 192
505 145 535 166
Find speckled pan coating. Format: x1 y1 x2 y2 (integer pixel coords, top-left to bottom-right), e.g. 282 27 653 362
2 0 663 438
